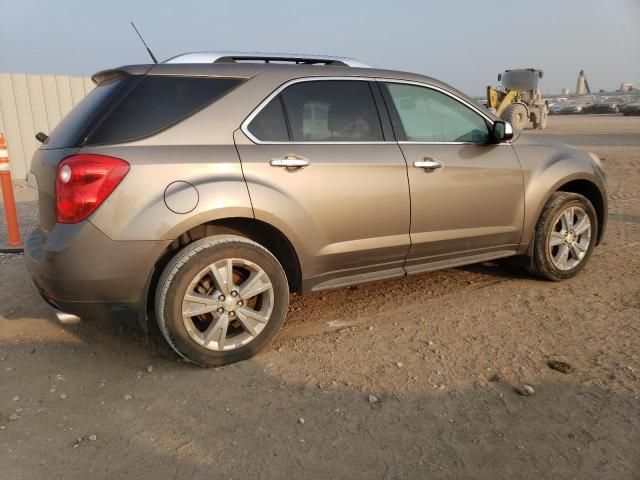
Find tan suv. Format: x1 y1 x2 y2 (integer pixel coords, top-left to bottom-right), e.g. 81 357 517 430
24 52 607 366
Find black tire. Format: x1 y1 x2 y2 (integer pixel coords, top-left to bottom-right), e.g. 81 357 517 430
155 235 289 366
534 108 548 129
503 103 529 131
528 192 598 281
540 112 548 129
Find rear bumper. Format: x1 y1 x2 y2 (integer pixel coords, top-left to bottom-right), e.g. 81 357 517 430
38 293 141 324
24 222 171 321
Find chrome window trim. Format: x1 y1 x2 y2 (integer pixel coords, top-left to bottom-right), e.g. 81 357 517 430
240 76 392 145
397 141 511 146
240 76 507 146
380 79 496 125
243 141 395 145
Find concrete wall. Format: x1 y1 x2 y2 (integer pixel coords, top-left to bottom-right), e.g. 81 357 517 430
0 73 93 179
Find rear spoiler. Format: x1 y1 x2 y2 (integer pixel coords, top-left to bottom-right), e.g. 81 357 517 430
91 65 154 85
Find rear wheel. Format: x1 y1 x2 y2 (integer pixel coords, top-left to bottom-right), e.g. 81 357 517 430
155 235 289 366
503 103 529 131
534 108 548 129
540 112 548 129
529 192 597 281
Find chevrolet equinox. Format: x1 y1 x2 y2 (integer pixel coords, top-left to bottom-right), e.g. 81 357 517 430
24 52 607 366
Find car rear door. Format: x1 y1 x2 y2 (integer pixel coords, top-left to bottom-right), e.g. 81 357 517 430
235 78 411 291
380 81 524 273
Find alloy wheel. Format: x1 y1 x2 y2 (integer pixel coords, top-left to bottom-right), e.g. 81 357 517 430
181 258 274 351
548 206 592 271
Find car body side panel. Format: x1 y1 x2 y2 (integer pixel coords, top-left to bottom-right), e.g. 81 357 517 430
512 136 608 254
24 222 170 303
234 129 411 282
87 144 253 241
72 67 498 246
401 143 525 268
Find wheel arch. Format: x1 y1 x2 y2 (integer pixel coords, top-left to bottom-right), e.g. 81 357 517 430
523 174 607 256
553 178 606 245
142 216 303 330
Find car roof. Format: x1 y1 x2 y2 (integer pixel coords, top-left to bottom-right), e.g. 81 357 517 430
164 51 371 68
91 62 494 121
96 61 438 83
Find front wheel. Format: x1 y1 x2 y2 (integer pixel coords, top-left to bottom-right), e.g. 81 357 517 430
155 235 289 366
503 103 529 131
529 192 598 281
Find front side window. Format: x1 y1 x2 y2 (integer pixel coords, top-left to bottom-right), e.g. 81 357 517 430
384 83 490 143
281 80 384 142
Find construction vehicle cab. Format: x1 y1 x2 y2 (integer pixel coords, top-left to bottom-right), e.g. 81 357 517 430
487 68 549 131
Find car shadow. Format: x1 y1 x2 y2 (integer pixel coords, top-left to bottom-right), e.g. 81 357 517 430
456 259 533 281
0 251 537 357
1 329 638 479
1 255 639 479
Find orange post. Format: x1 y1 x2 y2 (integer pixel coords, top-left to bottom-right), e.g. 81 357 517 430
0 133 22 247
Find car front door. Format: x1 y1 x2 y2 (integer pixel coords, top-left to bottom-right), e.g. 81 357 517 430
235 79 411 291
380 81 525 274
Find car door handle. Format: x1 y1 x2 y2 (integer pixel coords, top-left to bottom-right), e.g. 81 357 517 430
413 158 443 171
270 155 310 169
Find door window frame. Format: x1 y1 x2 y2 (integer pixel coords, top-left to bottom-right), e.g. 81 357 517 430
240 77 507 146
242 77 393 144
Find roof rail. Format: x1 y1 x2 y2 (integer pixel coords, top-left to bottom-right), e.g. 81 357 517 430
163 51 370 68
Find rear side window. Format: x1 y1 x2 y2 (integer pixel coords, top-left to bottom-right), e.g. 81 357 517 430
45 78 125 149
281 81 383 142
247 96 289 141
86 76 242 145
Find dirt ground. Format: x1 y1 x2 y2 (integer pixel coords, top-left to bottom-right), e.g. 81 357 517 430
1 115 639 479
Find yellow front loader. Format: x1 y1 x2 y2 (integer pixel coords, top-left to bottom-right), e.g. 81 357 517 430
487 69 549 130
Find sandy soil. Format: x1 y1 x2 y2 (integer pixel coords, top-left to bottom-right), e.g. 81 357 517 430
1 115 639 479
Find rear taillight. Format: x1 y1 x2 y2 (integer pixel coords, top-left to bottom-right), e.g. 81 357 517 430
55 154 129 224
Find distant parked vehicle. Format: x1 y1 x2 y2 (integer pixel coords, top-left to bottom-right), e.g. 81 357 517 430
621 102 640 116
549 103 568 115
558 103 588 115
584 99 622 114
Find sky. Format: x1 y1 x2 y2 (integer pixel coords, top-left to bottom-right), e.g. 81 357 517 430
0 0 639 96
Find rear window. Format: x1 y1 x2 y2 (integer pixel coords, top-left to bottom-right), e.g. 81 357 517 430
44 77 125 149
86 76 242 145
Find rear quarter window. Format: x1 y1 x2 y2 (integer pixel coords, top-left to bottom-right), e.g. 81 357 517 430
247 95 290 142
86 76 242 145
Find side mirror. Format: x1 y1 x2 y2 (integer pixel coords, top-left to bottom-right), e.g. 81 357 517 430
491 120 514 143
